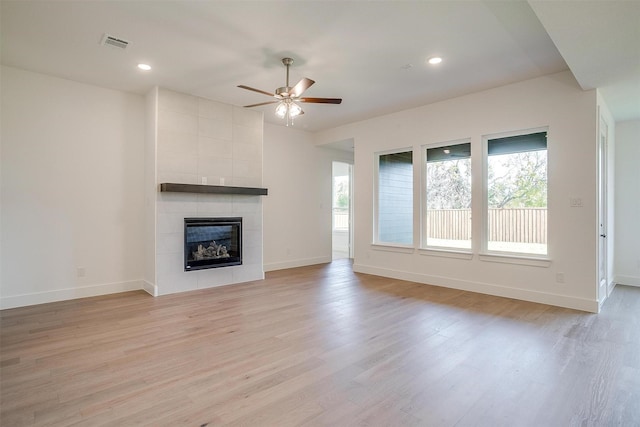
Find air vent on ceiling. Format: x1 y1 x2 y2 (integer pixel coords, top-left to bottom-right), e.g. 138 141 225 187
100 33 130 50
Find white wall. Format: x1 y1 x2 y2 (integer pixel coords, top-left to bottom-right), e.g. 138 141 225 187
263 123 353 271
316 70 600 312
1 66 145 308
614 119 640 287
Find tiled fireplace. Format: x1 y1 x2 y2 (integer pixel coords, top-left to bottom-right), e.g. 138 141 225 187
144 88 264 296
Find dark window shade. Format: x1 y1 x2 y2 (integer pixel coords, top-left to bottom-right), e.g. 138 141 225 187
488 132 547 156
380 151 412 165
378 151 413 244
426 143 471 162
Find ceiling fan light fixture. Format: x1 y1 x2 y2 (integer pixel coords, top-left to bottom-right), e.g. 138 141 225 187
289 102 302 117
275 99 302 126
275 101 288 118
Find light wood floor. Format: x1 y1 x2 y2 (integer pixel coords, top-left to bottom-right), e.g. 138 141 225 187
2 259 639 426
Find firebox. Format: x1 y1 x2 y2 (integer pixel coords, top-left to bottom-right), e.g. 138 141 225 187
184 217 242 271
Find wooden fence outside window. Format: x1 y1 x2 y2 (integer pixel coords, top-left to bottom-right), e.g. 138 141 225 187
425 208 547 244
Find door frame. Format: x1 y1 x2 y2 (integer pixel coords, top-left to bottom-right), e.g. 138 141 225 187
331 161 354 260
597 115 609 305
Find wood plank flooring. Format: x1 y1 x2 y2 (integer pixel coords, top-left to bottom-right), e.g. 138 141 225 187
1 259 639 426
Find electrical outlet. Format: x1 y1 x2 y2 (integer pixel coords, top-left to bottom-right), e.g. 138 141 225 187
556 272 565 283
569 197 583 207
77 267 86 278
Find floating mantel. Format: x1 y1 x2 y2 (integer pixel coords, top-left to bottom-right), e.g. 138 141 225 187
159 183 268 196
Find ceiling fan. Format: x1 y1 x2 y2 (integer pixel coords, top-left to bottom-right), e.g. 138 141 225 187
238 57 342 125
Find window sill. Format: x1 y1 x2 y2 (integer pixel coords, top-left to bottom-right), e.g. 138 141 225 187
371 244 415 254
418 248 473 260
479 253 551 268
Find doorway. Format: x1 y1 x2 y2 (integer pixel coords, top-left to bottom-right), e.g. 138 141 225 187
332 161 353 260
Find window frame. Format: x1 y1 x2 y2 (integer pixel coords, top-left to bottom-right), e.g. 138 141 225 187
481 127 550 262
420 138 473 254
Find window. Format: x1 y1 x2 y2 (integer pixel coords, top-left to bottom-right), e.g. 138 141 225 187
424 141 472 250
486 131 547 255
376 150 413 245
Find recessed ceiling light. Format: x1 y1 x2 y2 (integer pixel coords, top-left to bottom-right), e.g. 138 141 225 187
137 63 151 71
428 57 443 65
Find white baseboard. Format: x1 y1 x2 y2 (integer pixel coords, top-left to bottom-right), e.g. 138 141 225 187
143 280 158 297
614 275 640 287
0 280 144 310
264 256 332 272
353 263 599 313
608 280 617 297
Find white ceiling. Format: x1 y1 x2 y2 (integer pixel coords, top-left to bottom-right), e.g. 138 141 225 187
529 0 640 123
1 1 638 132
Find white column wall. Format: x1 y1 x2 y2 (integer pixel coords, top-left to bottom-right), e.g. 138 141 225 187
151 89 264 296
144 87 158 294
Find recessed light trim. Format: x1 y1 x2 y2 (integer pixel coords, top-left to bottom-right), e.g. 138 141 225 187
137 63 151 71
428 57 443 65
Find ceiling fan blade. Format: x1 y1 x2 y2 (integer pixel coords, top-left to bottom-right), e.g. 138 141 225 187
290 78 315 98
244 101 279 108
237 85 274 97
299 97 342 104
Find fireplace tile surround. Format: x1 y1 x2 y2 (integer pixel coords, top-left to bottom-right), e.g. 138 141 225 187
146 87 264 297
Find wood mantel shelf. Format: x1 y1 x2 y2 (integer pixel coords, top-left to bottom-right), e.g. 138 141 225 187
159 183 268 196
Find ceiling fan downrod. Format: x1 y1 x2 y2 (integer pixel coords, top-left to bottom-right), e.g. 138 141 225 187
281 57 294 96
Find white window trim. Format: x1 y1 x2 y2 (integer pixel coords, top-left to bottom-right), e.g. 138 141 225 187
478 253 551 268
481 126 550 260
371 243 415 254
418 247 473 260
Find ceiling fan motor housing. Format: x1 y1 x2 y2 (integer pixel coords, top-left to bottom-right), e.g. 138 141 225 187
276 87 292 98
